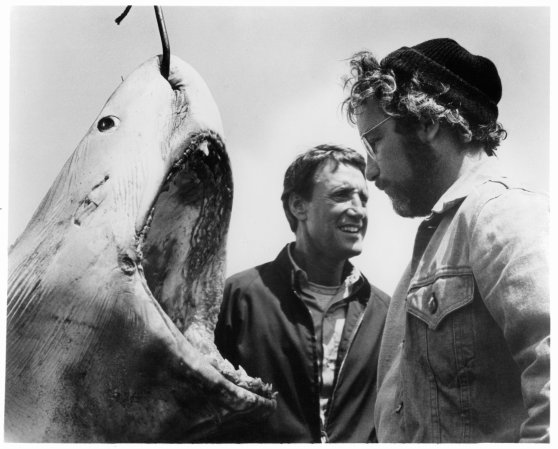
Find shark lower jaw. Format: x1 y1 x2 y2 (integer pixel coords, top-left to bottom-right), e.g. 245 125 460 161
135 131 275 411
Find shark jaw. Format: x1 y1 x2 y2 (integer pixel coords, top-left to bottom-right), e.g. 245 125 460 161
135 130 275 440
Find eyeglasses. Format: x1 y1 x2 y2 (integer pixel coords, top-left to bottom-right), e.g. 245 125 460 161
360 116 392 161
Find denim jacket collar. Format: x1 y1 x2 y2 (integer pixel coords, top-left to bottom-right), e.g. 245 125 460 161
430 154 507 217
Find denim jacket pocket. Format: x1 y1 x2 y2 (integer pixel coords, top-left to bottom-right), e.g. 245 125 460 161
402 274 476 442
406 274 475 330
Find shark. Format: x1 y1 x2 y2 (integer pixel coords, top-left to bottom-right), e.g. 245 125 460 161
6 54 275 442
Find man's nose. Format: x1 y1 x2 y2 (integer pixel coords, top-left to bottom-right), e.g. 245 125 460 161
365 158 379 181
347 197 366 217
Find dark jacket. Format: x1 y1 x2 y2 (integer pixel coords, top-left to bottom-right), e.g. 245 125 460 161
214 245 389 443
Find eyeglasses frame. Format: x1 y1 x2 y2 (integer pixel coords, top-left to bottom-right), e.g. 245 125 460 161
360 116 392 161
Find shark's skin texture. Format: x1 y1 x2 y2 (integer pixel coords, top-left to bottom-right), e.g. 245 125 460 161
6 55 275 442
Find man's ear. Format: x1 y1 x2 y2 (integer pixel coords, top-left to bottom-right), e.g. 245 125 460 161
288 193 308 222
416 118 440 143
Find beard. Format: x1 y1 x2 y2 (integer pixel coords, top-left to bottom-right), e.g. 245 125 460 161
386 133 442 218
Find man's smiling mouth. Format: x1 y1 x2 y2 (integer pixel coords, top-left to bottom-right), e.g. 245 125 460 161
339 225 362 234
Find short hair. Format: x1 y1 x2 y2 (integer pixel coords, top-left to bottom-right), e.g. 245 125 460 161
281 144 365 232
342 49 507 155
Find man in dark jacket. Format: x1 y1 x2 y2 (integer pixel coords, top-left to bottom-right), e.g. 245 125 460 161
215 144 389 443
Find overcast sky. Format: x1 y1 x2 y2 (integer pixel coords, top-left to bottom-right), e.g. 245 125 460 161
5 4 551 296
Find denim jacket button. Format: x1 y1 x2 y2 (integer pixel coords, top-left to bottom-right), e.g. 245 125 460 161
427 293 438 314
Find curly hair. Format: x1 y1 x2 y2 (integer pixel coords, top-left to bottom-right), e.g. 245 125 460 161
281 144 365 232
342 51 507 155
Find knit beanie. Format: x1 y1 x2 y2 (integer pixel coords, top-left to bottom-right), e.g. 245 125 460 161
381 38 501 124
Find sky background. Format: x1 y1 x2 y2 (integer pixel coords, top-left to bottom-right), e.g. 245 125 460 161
6 4 551 296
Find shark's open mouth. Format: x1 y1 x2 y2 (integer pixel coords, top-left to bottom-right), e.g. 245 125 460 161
134 131 274 408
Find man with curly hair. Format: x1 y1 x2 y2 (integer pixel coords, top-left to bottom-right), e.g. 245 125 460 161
343 38 549 443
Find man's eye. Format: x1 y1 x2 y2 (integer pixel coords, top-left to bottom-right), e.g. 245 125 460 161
333 193 350 201
335 193 359 204
369 139 379 154
97 116 120 132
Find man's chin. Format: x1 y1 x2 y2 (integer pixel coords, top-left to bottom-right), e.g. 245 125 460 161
330 243 362 260
389 193 430 218
342 243 363 259
390 195 414 218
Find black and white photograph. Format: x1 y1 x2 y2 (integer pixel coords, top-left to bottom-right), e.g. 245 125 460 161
2 2 552 443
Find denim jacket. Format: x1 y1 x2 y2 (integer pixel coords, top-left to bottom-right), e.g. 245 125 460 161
375 155 549 443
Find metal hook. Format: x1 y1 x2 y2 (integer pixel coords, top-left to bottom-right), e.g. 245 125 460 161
115 6 171 80
114 6 132 25
154 6 170 80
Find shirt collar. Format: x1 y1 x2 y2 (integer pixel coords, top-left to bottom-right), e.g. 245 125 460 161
286 242 362 291
430 153 507 216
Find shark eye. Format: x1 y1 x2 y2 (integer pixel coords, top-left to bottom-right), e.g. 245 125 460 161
97 116 120 132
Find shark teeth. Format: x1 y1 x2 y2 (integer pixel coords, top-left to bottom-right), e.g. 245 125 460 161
219 363 276 399
135 207 155 259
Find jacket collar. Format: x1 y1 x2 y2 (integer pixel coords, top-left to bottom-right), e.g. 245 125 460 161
430 153 508 216
286 242 361 287
274 243 366 301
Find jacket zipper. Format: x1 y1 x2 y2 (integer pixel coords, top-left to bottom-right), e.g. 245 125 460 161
293 288 324 443
323 308 366 435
